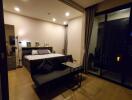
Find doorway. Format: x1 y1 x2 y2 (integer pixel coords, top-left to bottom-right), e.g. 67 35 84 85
5 24 16 71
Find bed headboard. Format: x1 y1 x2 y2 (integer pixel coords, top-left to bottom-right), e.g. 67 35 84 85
22 47 53 57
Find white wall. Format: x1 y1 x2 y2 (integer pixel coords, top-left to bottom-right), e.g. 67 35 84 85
4 12 65 53
4 12 85 66
67 16 84 64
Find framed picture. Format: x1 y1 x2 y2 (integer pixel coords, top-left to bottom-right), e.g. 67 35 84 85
35 42 40 47
27 42 31 47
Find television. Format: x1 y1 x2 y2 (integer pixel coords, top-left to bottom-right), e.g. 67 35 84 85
9 35 15 45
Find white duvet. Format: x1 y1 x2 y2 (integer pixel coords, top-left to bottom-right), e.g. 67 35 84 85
24 53 64 61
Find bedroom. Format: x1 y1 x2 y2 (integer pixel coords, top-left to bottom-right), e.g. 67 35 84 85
0 0 132 100
3 0 84 100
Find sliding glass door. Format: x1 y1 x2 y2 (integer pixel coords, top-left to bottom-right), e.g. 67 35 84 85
124 7 132 87
88 4 132 88
88 14 105 75
101 8 131 83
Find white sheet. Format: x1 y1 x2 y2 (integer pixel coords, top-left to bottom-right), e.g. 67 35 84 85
24 53 64 61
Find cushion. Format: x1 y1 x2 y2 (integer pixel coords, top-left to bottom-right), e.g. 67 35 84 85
38 49 51 55
32 50 38 55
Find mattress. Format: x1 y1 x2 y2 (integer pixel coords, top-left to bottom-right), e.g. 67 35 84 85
24 53 64 61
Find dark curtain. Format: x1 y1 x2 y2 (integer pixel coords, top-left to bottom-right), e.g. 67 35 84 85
83 6 96 72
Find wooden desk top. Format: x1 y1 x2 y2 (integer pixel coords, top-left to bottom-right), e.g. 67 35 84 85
63 62 81 68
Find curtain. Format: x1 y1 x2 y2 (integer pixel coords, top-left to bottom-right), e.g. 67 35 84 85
83 6 96 72
64 25 68 55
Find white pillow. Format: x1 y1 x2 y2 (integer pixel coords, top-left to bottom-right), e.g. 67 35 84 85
38 49 51 55
32 50 38 55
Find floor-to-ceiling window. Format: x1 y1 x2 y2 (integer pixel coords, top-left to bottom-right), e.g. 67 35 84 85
88 4 132 88
124 6 132 87
101 8 131 83
88 14 105 75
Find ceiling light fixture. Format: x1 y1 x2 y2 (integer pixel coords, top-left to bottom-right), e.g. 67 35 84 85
65 12 70 17
63 21 67 25
14 7 20 12
52 18 56 22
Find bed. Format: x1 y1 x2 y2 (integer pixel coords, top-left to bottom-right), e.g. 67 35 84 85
22 47 82 87
22 47 73 74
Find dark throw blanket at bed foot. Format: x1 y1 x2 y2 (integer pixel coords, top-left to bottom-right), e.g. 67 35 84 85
36 59 68 74
36 60 54 74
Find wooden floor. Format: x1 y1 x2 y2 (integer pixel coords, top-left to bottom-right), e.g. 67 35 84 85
8 67 132 100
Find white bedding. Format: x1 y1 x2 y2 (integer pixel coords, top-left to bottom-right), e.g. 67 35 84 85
24 53 65 61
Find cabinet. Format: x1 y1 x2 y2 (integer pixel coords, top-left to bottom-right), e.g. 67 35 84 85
7 56 16 70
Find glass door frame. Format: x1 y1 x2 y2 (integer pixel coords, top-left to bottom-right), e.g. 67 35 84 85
0 0 9 100
91 3 132 89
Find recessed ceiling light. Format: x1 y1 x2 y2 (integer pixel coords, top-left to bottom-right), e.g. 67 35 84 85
52 18 56 22
65 12 70 17
63 21 67 25
14 7 20 12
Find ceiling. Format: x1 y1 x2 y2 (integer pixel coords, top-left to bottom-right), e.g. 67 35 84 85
3 0 105 25
73 0 104 8
3 0 83 25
